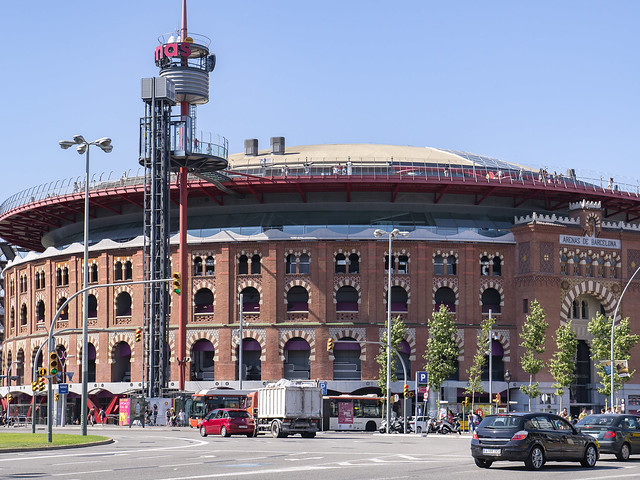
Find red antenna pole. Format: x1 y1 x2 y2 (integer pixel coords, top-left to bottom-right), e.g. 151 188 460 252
180 0 188 41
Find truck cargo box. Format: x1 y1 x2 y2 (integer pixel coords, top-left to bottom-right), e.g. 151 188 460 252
258 382 322 419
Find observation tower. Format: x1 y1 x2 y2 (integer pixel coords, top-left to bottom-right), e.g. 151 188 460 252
139 0 228 397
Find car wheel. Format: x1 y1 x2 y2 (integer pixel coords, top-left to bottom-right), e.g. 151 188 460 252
525 445 545 471
581 444 598 468
200 425 207 437
474 458 492 469
221 426 230 437
271 421 282 438
417 426 422 434
617 442 631 461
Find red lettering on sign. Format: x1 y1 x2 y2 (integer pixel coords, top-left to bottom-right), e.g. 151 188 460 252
155 42 192 63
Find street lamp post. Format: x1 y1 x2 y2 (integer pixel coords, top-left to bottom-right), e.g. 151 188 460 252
59 135 112 436
609 264 640 411
373 228 409 433
504 369 511 412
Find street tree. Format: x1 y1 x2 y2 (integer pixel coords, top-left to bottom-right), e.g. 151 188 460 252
519 300 549 411
376 314 408 399
588 312 639 399
423 304 460 409
465 314 495 413
548 320 578 411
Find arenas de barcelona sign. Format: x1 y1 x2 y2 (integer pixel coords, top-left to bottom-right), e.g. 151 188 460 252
559 234 620 249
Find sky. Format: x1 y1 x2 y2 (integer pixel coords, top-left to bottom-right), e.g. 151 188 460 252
1 0 639 199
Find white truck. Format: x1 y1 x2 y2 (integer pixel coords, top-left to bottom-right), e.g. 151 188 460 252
247 380 322 438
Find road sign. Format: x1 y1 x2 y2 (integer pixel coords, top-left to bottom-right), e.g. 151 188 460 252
319 381 327 395
58 384 69 394
417 371 428 384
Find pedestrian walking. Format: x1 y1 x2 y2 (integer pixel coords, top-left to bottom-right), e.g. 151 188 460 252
99 407 106 425
179 409 186 427
153 404 158 425
88 406 96 426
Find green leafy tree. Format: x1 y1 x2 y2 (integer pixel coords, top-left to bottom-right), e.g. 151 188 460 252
423 305 460 408
519 300 549 411
465 315 495 412
376 315 408 398
588 312 639 398
549 320 578 411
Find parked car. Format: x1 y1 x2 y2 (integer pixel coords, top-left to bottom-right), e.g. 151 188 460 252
199 408 255 437
409 416 429 433
471 412 599 470
576 414 640 461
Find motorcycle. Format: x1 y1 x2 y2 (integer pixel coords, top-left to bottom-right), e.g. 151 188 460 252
437 417 461 435
379 416 407 433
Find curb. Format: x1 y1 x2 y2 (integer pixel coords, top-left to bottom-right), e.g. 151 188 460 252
0 438 114 454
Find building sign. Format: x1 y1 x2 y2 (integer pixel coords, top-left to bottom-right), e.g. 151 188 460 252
559 234 620 249
155 42 192 63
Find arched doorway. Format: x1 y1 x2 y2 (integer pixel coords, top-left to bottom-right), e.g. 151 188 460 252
283 338 310 380
333 337 361 380
236 338 261 381
191 339 214 381
111 342 131 382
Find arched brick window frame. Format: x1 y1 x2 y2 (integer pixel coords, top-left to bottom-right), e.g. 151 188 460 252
383 278 411 306
231 329 267 362
186 331 220 362
333 278 361 304
278 329 316 361
284 278 312 306
327 328 366 361
560 281 616 324
76 335 100 365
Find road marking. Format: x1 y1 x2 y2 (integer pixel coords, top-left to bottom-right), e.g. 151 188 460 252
52 469 113 476
397 454 420 460
284 457 323 461
160 463 198 468
52 460 103 466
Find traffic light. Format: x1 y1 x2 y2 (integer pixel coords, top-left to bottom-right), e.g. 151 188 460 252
37 377 46 392
463 396 469 406
38 367 47 378
135 327 142 342
6 394 12 403
32 381 38 392
404 384 410 396
172 272 182 295
327 338 334 351
55 393 59 402
49 351 60 375
493 393 501 404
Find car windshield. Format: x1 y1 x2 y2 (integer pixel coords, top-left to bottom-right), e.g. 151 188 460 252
576 415 617 426
228 410 250 418
479 415 524 429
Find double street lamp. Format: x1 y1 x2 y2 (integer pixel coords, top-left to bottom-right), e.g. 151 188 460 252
59 135 112 436
373 228 409 433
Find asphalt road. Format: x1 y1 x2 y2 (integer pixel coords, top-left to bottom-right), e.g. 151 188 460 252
2 426 640 480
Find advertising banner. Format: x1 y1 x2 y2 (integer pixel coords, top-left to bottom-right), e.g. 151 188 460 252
119 398 130 426
337 401 354 425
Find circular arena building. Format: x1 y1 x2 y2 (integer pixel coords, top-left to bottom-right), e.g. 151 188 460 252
3 140 640 424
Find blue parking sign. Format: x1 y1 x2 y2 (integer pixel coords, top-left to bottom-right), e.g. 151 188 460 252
417 371 428 385
319 381 327 395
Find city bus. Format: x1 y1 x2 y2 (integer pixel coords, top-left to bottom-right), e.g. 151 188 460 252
189 389 252 428
323 394 383 432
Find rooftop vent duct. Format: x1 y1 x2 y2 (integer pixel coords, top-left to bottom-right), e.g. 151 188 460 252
244 139 259 156
270 136 285 155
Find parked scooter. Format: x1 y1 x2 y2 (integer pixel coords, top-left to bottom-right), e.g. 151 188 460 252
437 416 461 435
379 416 407 433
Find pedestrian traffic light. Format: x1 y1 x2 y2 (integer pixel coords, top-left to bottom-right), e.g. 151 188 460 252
38 367 47 378
172 272 182 295
32 381 38 392
49 351 60 375
135 327 142 343
404 384 410 396
327 338 334 351
37 377 46 392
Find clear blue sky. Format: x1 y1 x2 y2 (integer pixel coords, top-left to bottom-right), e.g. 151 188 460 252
2 0 639 197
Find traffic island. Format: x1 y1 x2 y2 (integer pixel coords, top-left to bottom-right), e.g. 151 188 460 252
0 433 112 453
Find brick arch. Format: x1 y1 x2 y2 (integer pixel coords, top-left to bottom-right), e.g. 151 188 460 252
479 251 505 264
560 281 617 323
237 249 262 258
35 292 45 303
231 329 267 362
193 280 215 305
433 249 458 259
108 334 135 364
327 328 366 361
479 281 504 306
77 335 100 365
284 279 312 305
55 337 70 353
493 330 511 362
187 332 219 362
237 280 263 303
334 278 361 304
31 343 44 365
432 279 459 304
279 330 315 361
333 247 361 258
383 278 411 305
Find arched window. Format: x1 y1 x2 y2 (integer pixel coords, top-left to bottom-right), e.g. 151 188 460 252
251 254 261 274
16 349 25 385
116 292 132 317
241 287 260 312
238 255 249 275
299 254 310 274
332 337 361 380
348 253 360 274
237 338 261 381
34 272 40 290
287 286 309 312
57 297 68 320
114 261 123 281
205 256 215 276
492 257 501 276
572 299 579 319
88 294 97 319
480 256 490 276
111 341 131 382
20 303 27 325
36 300 45 323
446 255 456 275
124 261 132 280
397 255 409 274
390 286 408 312
286 254 297 274
482 340 504 380
481 288 501 314
336 286 358 312
191 339 214 381
434 255 444 275
581 300 588 320
385 255 393 273
434 287 456 313
335 253 346 274
10 307 15 328
193 257 203 277
39 271 45 289
62 267 69 286
284 337 310 380
194 288 214 314
560 254 568 275
90 264 98 283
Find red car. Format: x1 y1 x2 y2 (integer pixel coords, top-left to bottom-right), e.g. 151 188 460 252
199 408 254 437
